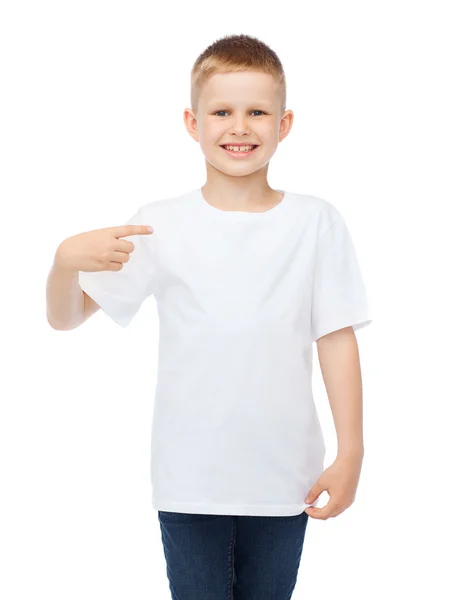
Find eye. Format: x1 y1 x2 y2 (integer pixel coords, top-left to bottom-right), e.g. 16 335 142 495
213 110 266 117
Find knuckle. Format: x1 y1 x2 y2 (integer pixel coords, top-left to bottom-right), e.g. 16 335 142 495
94 256 106 267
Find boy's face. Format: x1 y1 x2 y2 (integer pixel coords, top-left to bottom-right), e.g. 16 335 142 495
184 71 293 177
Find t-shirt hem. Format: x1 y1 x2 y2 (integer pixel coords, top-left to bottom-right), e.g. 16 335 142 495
152 498 319 517
313 315 372 342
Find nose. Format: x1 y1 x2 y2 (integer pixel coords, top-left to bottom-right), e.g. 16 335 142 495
230 117 250 136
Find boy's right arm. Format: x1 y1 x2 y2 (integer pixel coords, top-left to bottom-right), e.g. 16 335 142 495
46 222 154 330
46 256 99 331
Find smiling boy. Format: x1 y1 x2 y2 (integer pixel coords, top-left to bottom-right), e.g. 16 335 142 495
186 66 289 212
47 33 372 599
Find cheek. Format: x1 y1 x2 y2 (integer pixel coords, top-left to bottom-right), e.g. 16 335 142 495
198 118 219 134
199 137 218 154
258 125 278 141
199 129 223 149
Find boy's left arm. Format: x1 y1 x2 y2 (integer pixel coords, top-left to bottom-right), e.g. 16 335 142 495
305 326 365 520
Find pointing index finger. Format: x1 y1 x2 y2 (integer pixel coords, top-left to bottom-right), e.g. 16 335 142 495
112 225 154 238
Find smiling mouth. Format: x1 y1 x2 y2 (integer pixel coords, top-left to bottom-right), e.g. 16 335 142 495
220 145 259 156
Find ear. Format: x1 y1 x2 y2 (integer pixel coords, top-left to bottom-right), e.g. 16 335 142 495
183 108 200 143
279 110 294 143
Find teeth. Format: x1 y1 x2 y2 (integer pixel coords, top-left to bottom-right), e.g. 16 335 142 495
224 145 255 152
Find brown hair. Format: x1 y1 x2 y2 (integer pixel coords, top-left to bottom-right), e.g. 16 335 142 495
190 34 286 115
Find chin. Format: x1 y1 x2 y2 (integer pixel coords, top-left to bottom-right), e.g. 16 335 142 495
208 161 263 177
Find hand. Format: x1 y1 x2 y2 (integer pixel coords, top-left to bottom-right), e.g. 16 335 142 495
304 453 363 520
55 224 154 274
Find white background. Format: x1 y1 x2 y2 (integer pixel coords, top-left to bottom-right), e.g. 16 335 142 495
1 1 452 598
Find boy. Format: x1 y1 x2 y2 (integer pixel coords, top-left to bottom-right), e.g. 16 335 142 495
46 34 372 600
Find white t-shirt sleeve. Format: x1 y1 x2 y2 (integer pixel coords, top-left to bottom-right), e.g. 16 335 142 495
78 205 157 328
311 215 372 342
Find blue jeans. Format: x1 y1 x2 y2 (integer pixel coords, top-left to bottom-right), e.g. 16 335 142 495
158 510 309 600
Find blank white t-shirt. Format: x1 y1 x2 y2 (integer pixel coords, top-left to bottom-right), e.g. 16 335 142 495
78 188 372 517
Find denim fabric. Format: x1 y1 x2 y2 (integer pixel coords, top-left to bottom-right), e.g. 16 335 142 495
158 510 309 600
